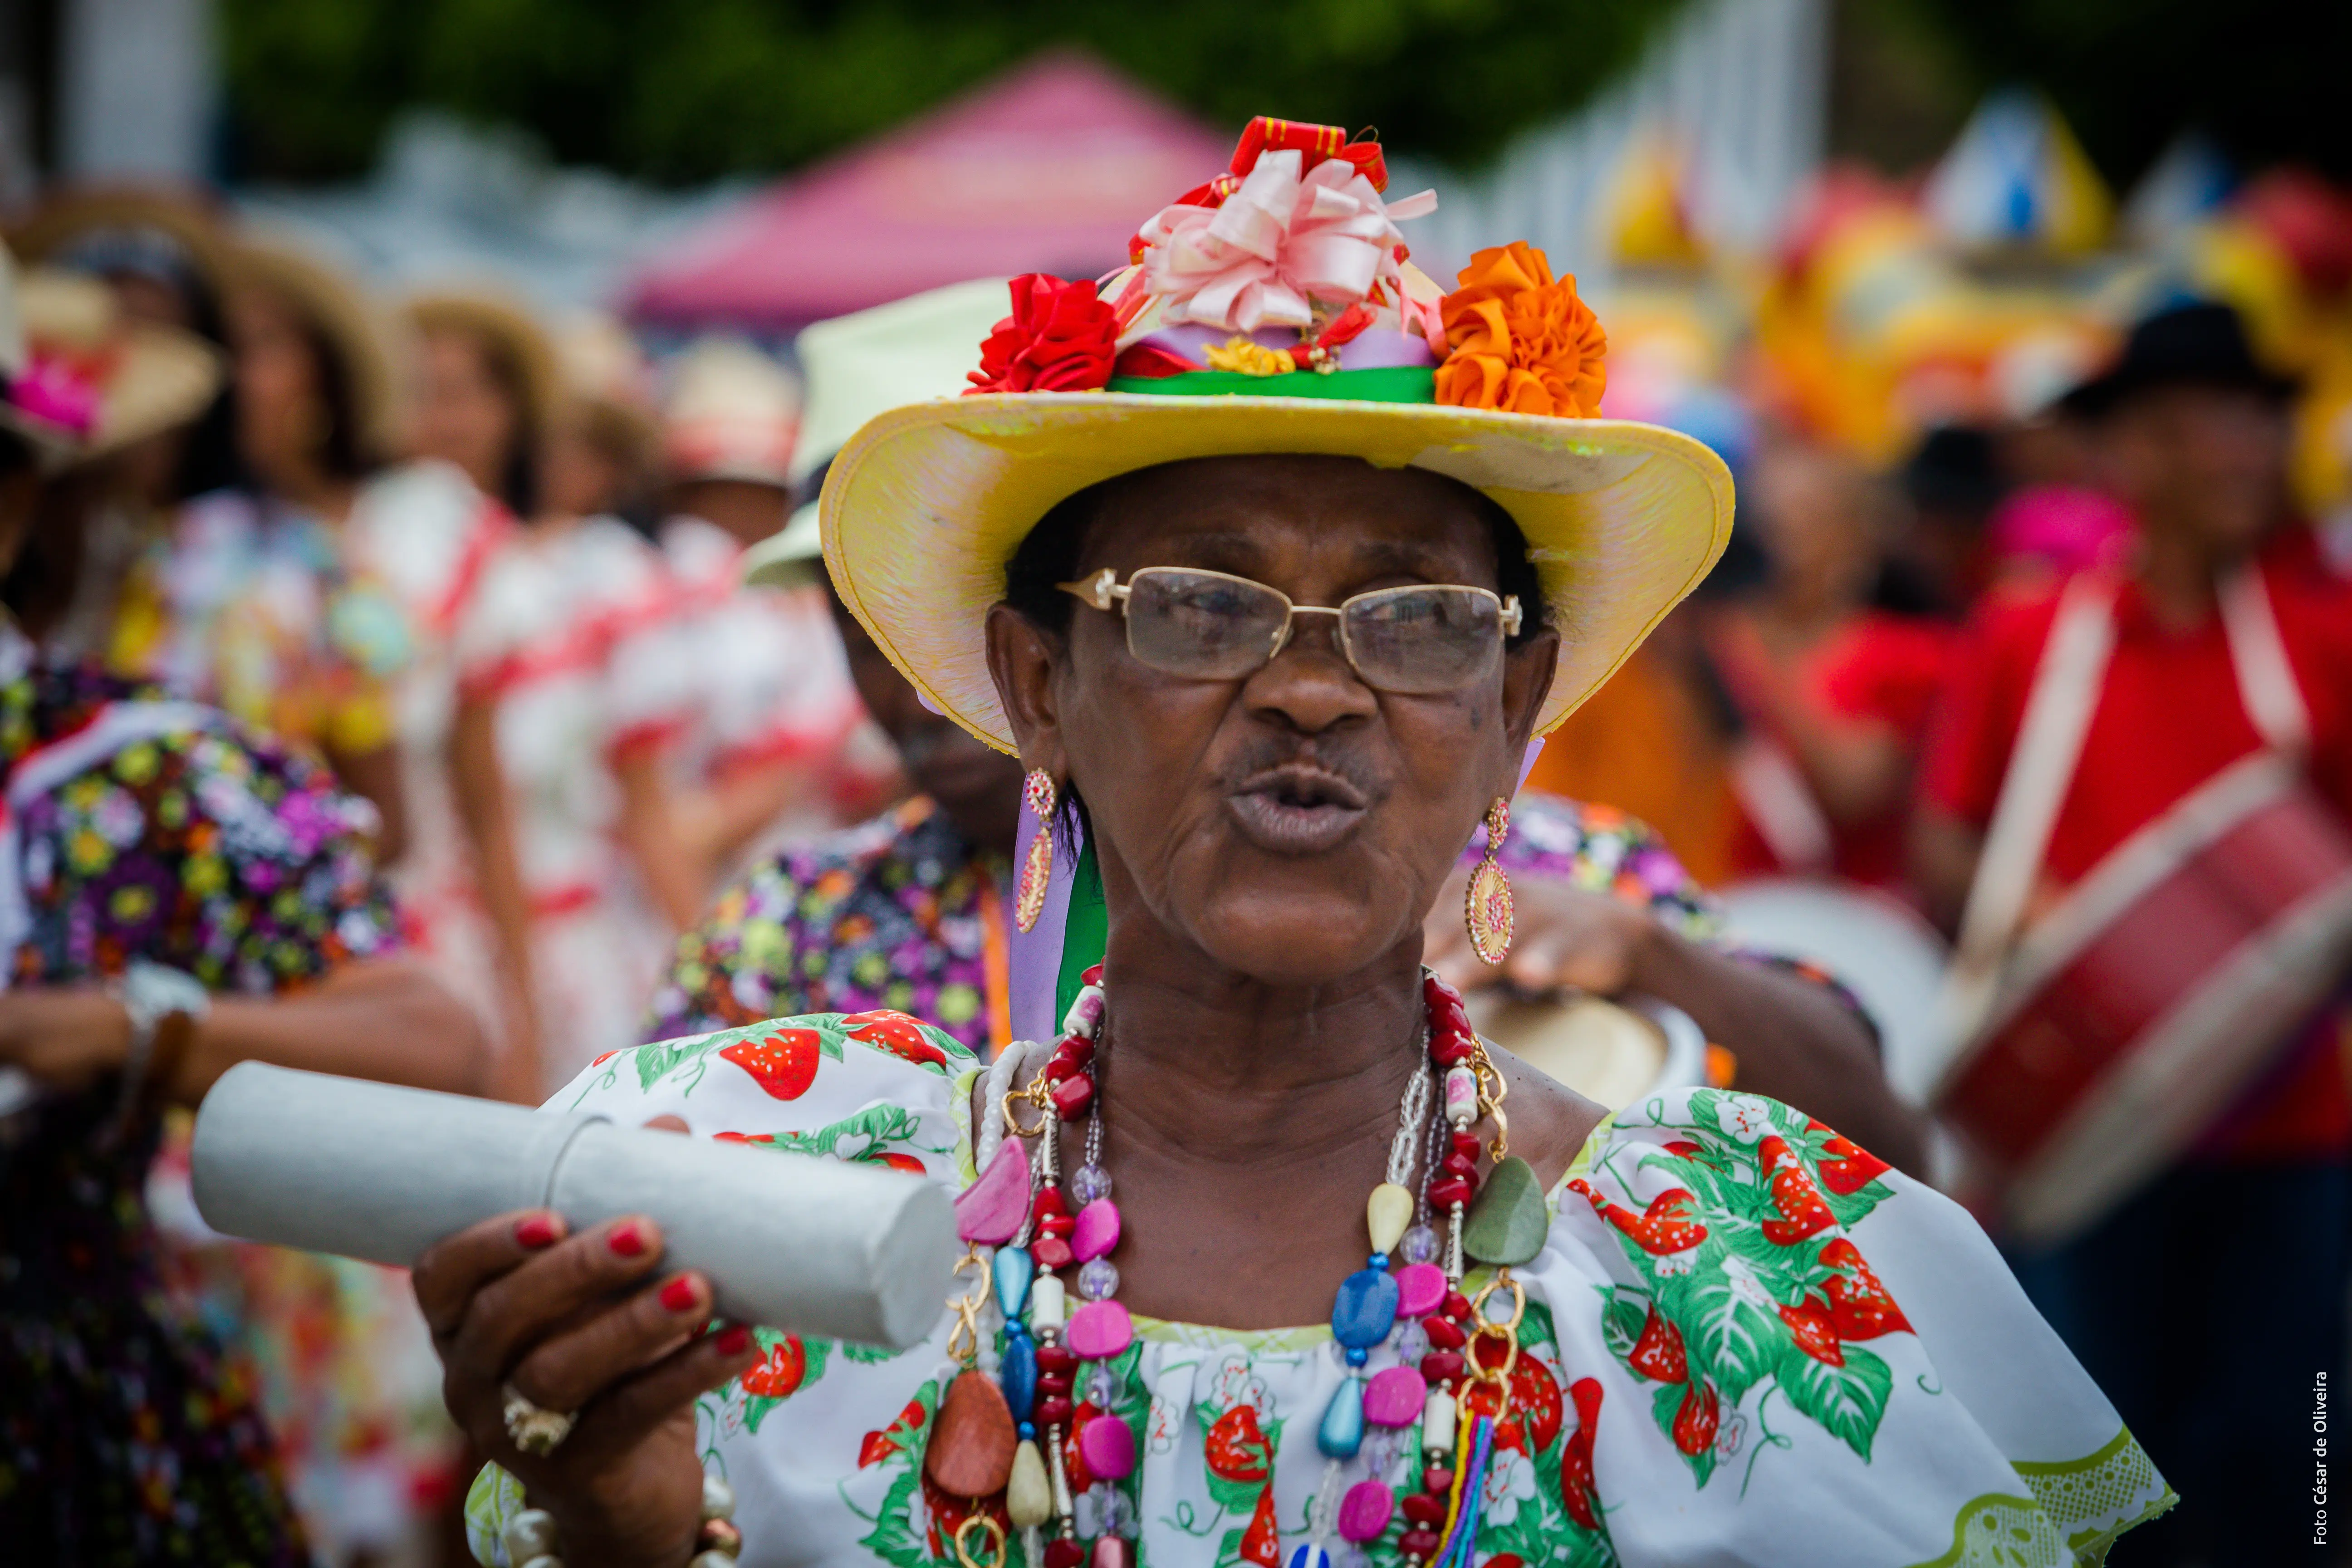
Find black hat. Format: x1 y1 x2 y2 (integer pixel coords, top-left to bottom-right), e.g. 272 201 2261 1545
2059 300 2297 419
1901 424 2005 518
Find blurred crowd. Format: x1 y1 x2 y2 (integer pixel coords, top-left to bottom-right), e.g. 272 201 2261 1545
10 192 897 1093
1 92 2350 1567
1529 122 2352 923
0 190 894 1565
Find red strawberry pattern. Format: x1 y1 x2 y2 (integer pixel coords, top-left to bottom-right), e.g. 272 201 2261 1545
1558 1377 1605 1532
741 1334 807 1397
1465 1340 1563 1454
1821 1238 1914 1340
859 1396 930 1468
1572 1181 1710 1255
1810 1121 1894 1195
1204 1404 1272 1485
719 1029 823 1099
1628 1303 1689 1384
1237 1486 1282 1567
529 1036 2080 1568
1578 1093 1914 1495
1672 1380 1720 1456
1762 1156 1838 1247
921 1475 1009 1563
1779 1296 1845 1365
840 1009 950 1068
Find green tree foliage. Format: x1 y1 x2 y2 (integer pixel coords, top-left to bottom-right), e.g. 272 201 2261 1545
220 0 1690 184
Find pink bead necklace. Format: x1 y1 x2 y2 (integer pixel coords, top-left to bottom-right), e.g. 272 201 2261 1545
939 969 1544 1568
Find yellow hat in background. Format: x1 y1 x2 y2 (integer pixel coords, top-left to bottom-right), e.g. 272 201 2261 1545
0 250 221 468
740 276 1010 590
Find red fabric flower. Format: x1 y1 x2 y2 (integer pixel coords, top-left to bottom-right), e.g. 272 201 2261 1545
965 274 1118 395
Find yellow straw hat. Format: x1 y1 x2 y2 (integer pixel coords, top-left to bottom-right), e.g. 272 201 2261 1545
402 287 562 445
221 235 403 466
740 278 1011 590
5 183 229 290
0 255 222 469
820 117 1733 755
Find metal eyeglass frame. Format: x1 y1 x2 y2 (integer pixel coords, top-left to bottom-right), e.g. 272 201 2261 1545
1055 566 1522 687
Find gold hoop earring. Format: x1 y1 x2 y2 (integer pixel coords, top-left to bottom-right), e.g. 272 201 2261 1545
1014 769 1058 933
1465 796 1514 965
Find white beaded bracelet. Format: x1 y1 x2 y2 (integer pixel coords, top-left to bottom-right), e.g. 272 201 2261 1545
500 1470 741 1568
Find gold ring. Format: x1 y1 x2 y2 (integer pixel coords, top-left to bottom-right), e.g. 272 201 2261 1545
500 1382 578 1456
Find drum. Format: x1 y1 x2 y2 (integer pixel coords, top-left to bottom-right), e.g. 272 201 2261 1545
1718 877 1951 1103
1937 755 2352 1242
1464 990 1707 1111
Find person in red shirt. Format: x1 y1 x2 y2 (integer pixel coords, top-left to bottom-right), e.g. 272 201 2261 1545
1916 301 2350 1567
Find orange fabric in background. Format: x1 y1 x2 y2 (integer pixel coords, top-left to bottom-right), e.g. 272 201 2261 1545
1524 646 1741 886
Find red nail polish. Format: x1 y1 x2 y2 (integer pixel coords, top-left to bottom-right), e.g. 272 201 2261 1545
659 1276 699 1313
607 1221 646 1258
514 1214 559 1249
714 1324 751 1356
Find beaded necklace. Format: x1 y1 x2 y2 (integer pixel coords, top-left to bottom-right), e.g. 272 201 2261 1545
931 969 1554 1568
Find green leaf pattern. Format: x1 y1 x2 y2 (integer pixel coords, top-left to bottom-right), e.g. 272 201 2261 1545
1580 1089 1903 1490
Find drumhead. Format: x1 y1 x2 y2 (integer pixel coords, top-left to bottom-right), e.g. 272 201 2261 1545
1464 990 1708 1111
1718 877 1950 1102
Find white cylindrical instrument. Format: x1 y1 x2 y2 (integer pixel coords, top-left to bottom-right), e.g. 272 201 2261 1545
191 1061 957 1349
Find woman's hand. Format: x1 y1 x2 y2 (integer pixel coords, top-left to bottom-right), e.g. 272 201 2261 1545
1423 865 1656 997
413 1209 760 1568
0 987 132 1093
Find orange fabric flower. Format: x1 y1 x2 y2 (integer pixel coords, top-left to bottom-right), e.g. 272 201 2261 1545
1433 242 1607 417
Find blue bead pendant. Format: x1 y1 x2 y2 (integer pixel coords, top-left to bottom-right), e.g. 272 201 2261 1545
994 1245 1035 1320
999 1332 1038 1421
1330 1266 1401 1349
1285 1545 1334 1568
1317 1373 1366 1459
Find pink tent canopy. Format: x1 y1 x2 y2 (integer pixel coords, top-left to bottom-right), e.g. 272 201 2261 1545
623 53 1230 332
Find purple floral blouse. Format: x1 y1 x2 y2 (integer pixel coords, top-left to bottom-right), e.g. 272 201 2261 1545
0 643 401 1567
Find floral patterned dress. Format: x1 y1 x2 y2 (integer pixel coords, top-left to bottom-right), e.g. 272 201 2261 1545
110 461 514 1027
647 796 1009 1053
0 631 402 1566
471 1014 2170 1568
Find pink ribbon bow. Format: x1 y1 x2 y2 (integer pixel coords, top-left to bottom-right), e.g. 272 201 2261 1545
1135 149 1436 334
9 353 102 439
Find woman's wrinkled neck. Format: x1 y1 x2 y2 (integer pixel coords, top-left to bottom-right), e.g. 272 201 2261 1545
1090 896 1430 1171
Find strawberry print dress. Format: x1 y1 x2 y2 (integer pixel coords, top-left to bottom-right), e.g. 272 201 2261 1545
469 1011 2169 1567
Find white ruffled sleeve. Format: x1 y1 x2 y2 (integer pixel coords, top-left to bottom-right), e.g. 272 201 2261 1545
1515 1086 2173 1568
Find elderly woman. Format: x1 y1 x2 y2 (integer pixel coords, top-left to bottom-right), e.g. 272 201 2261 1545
429 123 2164 1568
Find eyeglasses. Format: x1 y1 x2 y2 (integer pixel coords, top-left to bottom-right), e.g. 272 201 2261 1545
1057 566 1522 695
